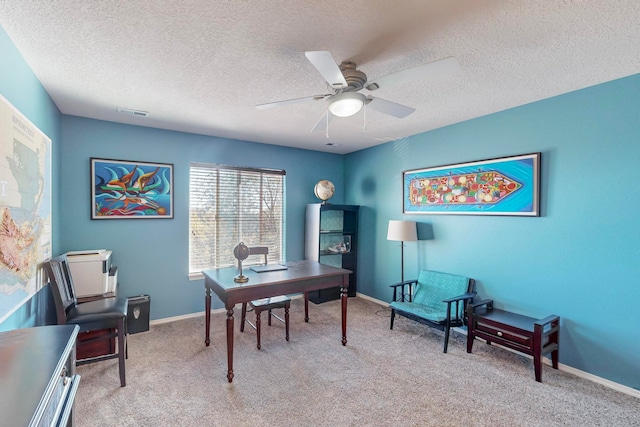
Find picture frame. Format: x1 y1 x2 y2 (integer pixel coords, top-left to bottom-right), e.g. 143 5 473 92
91 158 174 219
403 152 540 216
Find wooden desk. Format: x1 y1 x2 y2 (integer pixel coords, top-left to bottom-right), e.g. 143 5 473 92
203 260 352 382
0 325 80 426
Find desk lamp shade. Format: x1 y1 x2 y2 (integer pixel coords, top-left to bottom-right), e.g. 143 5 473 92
387 220 417 282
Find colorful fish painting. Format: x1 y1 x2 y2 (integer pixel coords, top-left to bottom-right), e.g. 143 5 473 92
403 153 540 216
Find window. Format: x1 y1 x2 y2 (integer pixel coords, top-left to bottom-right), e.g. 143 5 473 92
189 163 285 276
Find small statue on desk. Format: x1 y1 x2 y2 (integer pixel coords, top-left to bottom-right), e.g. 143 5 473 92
233 242 250 283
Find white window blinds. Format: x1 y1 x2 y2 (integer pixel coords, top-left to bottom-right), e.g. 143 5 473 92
189 163 285 275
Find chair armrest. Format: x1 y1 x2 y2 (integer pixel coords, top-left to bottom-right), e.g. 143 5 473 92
442 291 477 303
443 292 478 321
389 279 417 289
389 279 417 302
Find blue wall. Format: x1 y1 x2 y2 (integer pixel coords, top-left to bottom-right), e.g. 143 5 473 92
59 116 345 320
0 26 61 331
344 74 640 390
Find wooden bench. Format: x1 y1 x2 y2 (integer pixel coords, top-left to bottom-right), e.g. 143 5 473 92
389 270 476 353
466 300 560 382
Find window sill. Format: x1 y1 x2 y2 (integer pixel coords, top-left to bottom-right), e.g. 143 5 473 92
189 272 204 281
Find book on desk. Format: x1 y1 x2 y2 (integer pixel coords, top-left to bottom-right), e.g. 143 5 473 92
250 264 288 273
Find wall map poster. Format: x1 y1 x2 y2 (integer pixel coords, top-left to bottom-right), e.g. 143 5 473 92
0 94 52 323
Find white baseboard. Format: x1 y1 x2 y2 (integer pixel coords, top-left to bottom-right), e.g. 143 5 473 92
150 293 640 399
148 294 308 326
149 309 221 325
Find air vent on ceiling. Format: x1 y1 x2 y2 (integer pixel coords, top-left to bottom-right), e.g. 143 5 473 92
116 107 149 117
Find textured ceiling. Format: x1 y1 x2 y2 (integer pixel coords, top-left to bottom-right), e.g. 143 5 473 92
1 1 639 154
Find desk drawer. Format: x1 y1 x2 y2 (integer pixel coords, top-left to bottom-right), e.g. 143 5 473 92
475 321 532 348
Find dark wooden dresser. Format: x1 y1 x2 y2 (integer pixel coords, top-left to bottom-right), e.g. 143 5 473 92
0 325 81 426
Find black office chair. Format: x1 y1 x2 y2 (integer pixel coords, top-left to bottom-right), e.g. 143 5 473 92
240 246 290 349
44 254 128 387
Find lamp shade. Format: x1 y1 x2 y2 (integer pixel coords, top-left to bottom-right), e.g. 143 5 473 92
387 220 418 242
327 92 366 117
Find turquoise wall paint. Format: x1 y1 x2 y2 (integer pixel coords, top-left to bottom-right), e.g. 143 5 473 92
344 74 640 390
59 116 345 321
0 26 61 331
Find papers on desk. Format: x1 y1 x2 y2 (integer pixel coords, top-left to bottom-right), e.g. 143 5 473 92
250 264 289 273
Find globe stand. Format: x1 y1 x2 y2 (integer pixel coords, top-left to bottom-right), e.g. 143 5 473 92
234 259 249 283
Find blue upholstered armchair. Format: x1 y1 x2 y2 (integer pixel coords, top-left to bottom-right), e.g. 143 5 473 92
389 270 476 353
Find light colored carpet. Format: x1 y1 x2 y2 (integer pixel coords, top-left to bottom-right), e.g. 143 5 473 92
75 297 639 426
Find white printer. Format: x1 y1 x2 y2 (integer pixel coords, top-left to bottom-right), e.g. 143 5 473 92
65 250 118 297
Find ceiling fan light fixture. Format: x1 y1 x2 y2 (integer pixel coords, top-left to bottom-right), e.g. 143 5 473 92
327 92 366 117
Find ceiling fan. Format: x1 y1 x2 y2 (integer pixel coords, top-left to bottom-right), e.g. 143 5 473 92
256 51 460 133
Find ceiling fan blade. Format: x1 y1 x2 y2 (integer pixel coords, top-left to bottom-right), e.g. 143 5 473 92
365 57 460 91
255 94 329 109
305 51 348 89
310 111 335 133
367 97 415 118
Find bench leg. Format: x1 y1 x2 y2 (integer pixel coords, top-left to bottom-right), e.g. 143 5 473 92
443 326 451 353
533 323 542 382
390 309 395 330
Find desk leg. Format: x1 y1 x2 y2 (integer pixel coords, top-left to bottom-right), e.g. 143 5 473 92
226 305 235 383
304 292 309 323
340 285 348 346
205 287 211 346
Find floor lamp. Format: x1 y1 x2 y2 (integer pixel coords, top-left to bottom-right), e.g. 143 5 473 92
387 220 418 282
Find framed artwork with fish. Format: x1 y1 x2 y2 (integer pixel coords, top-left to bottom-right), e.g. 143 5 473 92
403 152 540 216
91 158 174 219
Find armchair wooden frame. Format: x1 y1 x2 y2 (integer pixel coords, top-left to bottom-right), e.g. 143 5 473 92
390 271 476 353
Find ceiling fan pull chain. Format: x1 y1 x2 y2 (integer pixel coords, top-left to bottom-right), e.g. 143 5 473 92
326 111 330 138
362 101 367 132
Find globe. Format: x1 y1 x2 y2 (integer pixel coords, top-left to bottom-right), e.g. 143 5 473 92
233 242 250 261
314 180 335 202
